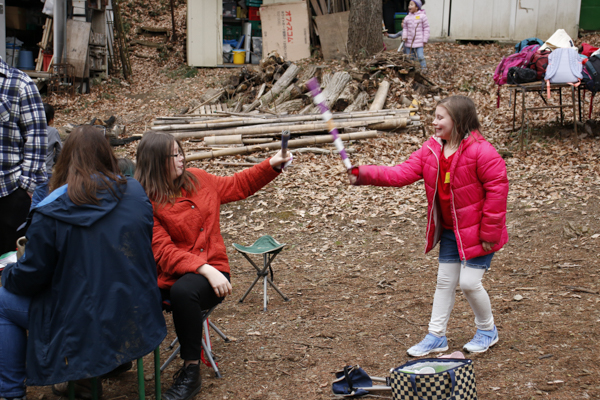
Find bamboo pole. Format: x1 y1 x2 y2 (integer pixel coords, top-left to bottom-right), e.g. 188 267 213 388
370 80 390 111
186 131 379 161
153 109 412 131
173 117 408 139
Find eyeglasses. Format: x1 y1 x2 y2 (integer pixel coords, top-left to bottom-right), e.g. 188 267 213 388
167 152 184 159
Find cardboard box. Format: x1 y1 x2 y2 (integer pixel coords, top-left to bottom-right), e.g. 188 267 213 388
6 7 27 30
260 1 310 62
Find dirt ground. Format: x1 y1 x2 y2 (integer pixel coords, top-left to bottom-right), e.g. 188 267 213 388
24 27 600 400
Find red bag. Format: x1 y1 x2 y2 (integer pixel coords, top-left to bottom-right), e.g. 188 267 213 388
581 42 599 57
528 49 551 81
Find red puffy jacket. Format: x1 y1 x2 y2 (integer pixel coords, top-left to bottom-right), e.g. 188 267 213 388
355 131 509 261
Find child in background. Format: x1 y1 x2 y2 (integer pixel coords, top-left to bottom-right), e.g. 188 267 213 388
30 103 62 209
402 0 429 70
118 158 136 178
348 96 508 356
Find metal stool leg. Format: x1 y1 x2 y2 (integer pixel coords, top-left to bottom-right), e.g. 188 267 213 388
154 347 162 400
137 358 145 400
209 320 230 342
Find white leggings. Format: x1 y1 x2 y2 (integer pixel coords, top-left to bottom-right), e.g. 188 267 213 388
428 262 494 337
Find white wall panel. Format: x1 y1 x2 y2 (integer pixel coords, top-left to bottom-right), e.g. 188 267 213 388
188 0 222 66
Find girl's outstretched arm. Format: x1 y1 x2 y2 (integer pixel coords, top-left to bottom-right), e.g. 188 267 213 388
350 145 427 188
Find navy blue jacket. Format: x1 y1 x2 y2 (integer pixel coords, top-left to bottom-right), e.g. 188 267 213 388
1 178 166 386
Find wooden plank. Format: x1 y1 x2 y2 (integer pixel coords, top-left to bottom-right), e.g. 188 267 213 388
66 19 91 78
314 11 350 61
317 0 328 14
310 0 322 15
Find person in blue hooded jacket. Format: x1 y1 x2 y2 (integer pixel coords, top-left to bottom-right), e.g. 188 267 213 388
0 125 167 400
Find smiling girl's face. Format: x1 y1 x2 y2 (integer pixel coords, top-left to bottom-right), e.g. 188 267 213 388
432 105 454 142
408 1 418 13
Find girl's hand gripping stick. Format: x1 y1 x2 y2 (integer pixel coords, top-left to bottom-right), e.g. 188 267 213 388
306 78 353 171
280 130 293 170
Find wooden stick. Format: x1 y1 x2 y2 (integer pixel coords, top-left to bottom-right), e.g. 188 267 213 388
186 131 379 160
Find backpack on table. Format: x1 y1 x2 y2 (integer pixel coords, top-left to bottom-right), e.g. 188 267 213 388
493 44 539 86
507 67 537 84
528 49 551 81
494 44 539 107
544 47 582 98
582 55 600 93
515 37 544 53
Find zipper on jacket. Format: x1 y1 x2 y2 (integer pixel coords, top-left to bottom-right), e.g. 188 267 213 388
450 142 467 263
425 144 440 253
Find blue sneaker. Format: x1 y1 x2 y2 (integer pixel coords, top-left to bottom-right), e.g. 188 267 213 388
407 333 449 357
463 326 499 353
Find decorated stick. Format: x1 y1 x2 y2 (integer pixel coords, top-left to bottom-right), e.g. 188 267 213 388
280 130 290 158
306 78 353 171
279 129 293 170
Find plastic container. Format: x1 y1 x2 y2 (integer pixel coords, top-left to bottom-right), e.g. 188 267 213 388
250 20 262 37
42 52 53 72
394 12 407 33
233 49 246 64
223 24 242 40
17 50 35 70
249 6 260 21
6 44 20 68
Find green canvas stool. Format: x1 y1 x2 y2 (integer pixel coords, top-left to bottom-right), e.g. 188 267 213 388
233 235 290 311
67 348 161 400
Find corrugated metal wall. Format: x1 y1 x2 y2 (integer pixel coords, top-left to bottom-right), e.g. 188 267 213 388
426 0 581 42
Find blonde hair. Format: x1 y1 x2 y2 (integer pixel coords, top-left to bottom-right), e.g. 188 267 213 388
436 96 481 148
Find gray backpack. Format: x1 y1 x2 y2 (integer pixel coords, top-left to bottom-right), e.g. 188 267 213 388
545 47 582 98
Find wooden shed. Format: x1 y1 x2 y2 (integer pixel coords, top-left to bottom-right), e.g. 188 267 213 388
426 0 581 42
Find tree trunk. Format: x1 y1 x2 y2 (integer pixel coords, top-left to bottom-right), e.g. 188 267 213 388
347 0 383 61
344 91 368 112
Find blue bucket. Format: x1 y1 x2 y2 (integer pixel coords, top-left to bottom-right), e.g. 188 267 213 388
17 50 35 71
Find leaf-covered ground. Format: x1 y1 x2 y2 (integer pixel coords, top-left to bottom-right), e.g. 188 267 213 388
28 4 600 398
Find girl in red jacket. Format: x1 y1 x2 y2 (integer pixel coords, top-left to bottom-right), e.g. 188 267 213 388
349 95 508 356
135 132 291 400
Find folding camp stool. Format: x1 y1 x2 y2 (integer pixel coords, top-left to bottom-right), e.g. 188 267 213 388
68 347 161 400
233 235 290 311
160 304 229 378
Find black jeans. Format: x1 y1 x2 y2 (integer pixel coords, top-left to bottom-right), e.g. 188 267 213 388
0 188 31 255
161 272 230 360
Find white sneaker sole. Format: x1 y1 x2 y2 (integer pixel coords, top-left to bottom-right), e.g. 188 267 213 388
407 345 449 357
463 336 499 353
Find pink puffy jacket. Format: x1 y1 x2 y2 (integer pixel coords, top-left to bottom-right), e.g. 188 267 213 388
402 9 430 48
355 132 509 261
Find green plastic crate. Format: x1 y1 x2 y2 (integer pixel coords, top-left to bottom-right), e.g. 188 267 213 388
223 24 242 40
250 20 262 37
246 0 262 6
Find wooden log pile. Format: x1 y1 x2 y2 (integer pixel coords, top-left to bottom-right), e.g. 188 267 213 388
152 51 443 160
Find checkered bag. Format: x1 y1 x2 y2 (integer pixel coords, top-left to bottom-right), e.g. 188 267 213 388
389 358 476 400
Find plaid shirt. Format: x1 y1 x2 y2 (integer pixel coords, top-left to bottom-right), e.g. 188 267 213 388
0 57 47 197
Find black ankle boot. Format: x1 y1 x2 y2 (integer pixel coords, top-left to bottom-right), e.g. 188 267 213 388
163 363 202 400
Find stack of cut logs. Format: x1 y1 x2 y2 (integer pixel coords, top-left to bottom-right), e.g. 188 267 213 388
152 52 430 160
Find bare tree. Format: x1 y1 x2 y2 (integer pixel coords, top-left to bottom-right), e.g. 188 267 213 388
347 0 383 60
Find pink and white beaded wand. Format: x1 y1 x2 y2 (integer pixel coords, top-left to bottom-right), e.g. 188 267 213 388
306 78 353 171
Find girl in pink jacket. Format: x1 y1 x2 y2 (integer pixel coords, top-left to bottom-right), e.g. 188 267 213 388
349 96 508 356
402 0 430 69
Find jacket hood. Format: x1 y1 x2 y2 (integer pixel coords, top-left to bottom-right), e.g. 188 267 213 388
35 179 125 227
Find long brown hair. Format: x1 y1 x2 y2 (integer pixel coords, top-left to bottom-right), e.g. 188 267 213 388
436 95 482 148
135 131 197 205
50 125 126 205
